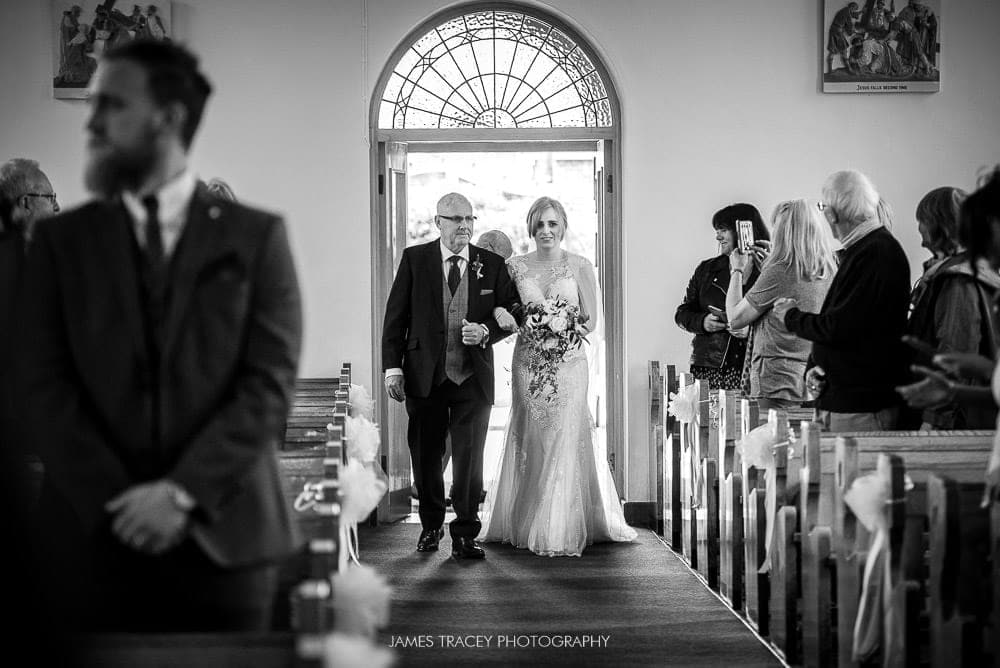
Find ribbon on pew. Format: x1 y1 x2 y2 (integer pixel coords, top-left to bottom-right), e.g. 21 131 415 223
669 383 701 502
339 405 388 569
843 456 913 662
348 383 376 420
331 563 392 637
667 382 698 424
738 421 794 573
325 632 395 668
339 459 388 568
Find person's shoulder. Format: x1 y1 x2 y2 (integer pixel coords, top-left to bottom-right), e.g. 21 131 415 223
33 199 115 243
471 244 503 264
198 193 282 231
697 254 728 273
851 227 906 261
566 251 595 272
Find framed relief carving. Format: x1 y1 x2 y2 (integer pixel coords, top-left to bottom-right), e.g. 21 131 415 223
823 0 940 93
53 1 172 99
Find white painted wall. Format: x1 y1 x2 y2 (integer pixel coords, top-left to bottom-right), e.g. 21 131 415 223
3 0 999 502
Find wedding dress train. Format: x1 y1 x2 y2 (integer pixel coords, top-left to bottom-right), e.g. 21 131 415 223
479 252 636 557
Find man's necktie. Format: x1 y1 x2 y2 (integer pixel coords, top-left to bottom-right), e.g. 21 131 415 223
141 195 165 271
447 255 461 295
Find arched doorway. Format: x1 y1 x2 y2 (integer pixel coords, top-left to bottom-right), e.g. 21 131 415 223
370 3 623 521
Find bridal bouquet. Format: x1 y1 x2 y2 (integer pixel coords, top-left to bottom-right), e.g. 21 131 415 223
521 297 588 401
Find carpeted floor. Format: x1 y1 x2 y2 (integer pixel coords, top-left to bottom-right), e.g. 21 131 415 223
358 522 781 667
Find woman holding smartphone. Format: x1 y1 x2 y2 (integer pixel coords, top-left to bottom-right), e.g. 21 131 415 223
675 203 770 390
726 200 837 409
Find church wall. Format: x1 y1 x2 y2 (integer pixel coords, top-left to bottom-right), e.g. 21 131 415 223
3 0 999 501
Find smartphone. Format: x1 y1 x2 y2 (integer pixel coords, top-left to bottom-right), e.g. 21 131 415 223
736 220 755 253
708 305 728 322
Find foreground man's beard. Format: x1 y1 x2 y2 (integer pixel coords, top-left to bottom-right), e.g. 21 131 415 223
84 136 159 199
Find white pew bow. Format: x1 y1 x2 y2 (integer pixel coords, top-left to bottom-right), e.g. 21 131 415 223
843 455 913 661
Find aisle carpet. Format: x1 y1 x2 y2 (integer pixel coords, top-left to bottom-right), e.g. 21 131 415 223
357 522 781 667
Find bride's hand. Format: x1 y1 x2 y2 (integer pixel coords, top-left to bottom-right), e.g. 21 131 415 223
493 307 518 332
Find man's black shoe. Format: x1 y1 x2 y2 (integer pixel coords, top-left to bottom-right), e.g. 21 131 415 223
416 527 444 552
451 537 486 560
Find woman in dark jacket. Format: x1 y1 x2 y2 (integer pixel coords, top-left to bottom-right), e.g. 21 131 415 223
905 185 1000 429
675 203 771 390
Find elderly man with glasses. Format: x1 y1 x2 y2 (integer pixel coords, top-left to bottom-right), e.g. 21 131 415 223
774 170 911 431
0 158 60 243
0 159 60 461
382 192 519 560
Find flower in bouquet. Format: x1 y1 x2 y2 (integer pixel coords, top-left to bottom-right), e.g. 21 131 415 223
521 297 588 402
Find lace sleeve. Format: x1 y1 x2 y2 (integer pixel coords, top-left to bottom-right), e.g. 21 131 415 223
506 255 525 281
569 254 602 338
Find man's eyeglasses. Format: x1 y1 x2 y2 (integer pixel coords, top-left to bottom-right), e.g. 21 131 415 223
438 215 477 224
25 192 58 203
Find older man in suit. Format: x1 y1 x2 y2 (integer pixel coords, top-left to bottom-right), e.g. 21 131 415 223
382 194 518 559
19 39 301 632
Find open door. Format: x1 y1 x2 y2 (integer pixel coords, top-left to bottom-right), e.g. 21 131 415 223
375 141 411 522
594 139 625 497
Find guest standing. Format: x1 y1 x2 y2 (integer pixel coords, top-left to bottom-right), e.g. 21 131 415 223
905 186 1000 429
675 203 770 390
726 199 837 410
775 170 910 431
19 40 302 632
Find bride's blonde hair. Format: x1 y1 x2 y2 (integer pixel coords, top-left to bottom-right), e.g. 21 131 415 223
766 199 838 280
526 196 568 238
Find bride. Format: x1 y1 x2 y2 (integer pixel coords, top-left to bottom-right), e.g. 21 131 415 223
479 197 636 557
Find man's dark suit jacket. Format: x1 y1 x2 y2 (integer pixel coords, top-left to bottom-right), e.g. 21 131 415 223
382 240 517 404
19 184 302 568
0 229 25 447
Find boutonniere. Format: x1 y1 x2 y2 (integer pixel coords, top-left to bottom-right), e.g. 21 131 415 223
470 257 484 279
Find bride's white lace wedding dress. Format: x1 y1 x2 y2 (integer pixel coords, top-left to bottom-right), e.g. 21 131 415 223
479 251 637 557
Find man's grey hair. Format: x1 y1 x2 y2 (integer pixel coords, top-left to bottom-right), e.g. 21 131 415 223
822 169 880 226
0 158 42 202
0 158 43 230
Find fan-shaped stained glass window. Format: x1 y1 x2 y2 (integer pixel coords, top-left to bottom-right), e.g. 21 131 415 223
378 9 613 129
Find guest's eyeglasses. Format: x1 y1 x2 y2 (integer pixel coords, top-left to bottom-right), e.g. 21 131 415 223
25 192 58 203
438 215 477 224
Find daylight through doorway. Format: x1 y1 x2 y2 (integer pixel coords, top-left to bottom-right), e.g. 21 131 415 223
406 149 606 496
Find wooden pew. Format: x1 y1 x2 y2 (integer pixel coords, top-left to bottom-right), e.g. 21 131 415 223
883 448 991 668
650 362 666 537
659 364 682 547
284 377 341 451
677 373 699 568
78 375 355 668
694 380 719 586
741 399 770 636
926 472 991 668
718 389 742 609
790 429 993 668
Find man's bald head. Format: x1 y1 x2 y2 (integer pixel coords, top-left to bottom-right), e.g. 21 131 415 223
436 192 472 214
477 230 513 259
